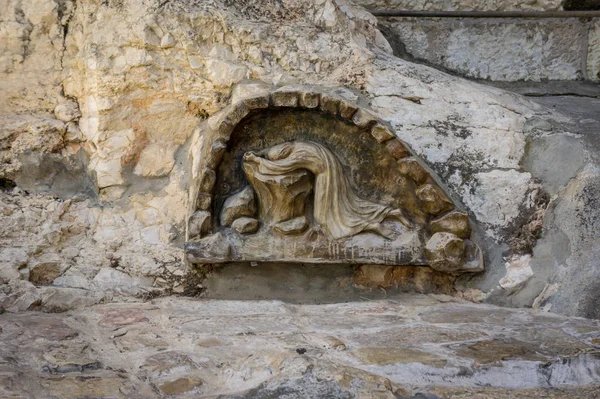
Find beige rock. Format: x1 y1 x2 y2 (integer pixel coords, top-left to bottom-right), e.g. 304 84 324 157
206 59 248 87
353 347 447 367
398 157 429 184
430 211 471 239
189 211 212 238
416 184 454 215
231 217 259 234
158 377 203 395
29 254 67 285
274 216 309 235
0 248 28 284
499 255 534 290
196 193 212 211
134 143 177 177
220 186 256 227
54 102 81 122
385 139 410 159
425 232 466 272
371 123 395 143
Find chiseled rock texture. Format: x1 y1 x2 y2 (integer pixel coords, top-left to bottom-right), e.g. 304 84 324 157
0 0 598 320
356 1 600 82
0 295 599 398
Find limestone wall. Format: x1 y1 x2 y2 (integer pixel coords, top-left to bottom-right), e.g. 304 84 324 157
1 0 599 319
356 0 600 81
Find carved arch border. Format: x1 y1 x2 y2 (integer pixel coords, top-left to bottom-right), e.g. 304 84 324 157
186 85 483 273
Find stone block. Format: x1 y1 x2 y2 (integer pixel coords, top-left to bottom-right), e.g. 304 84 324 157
339 100 358 119
430 211 471 239
271 91 299 107
319 94 340 114
371 123 395 143
385 139 410 159
425 232 466 273
352 109 377 128
300 91 320 108
242 95 270 110
416 184 454 215
398 157 429 184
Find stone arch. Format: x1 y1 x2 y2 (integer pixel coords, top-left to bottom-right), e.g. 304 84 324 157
186 85 483 274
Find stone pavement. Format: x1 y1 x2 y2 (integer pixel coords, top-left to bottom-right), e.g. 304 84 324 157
1 294 599 398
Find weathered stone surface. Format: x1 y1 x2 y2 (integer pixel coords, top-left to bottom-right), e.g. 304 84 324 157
339 100 358 119
354 0 563 12
588 21 600 81
416 184 454 215
196 192 212 210
426 232 466 272
522 134 585 194
353 347 447 367
243 161 312 226
385 139 410 159
54 101 81 123
397 157 429 184
352 109 378 128
430 211 471 239
271 91 299 107
158 377 203 395
0 248 28 284
220 186 256 227
199 169 217 193
29 256 67 285
98 307 148 327
231 217 259 234
133 143 177 177
300 91 321 108
1 297 600 398
380 18 589 81
273 216 309 235
141 351 197 378
319 94 341 114
0 0 598 321
499 255 534 290
92 268 153 296
186 232 231 263
371 123 395 143
189 210 211 238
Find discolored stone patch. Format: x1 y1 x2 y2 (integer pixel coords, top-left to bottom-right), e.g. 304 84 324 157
21 318 78 341
158 376 203 395
450 338 548 364
353 347 447 367
42 373 127 399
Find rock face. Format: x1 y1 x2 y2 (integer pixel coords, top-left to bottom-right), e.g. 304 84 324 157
0 0 598 319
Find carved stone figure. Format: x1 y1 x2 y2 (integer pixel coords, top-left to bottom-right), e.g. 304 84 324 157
242 141 412 239
185 89 484 273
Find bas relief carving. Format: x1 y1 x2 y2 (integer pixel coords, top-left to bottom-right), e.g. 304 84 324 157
243 141 412 239
185 87 484 274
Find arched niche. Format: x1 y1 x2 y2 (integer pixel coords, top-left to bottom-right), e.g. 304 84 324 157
185 86 483 274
